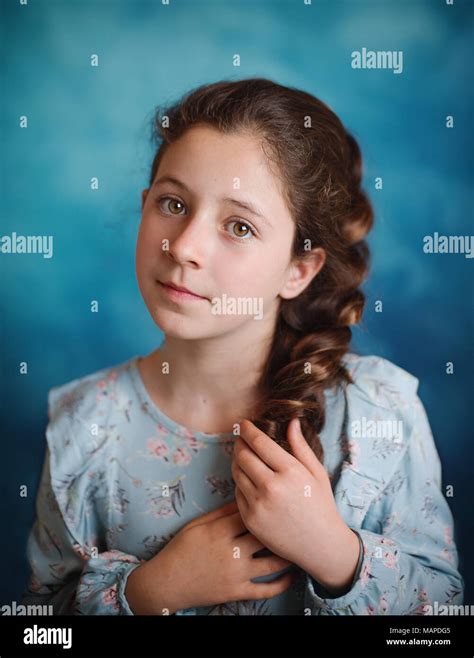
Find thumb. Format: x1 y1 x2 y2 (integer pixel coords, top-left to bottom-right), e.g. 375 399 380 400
287 417 324 478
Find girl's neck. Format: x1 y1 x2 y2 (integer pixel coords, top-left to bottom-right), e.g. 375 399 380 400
138 329 273 434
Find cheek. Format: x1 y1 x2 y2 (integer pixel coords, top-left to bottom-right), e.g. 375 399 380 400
226 255 283 299
214 253 271 296
136 220 160 266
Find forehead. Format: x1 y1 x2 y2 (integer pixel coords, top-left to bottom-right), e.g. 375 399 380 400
155 125 292 222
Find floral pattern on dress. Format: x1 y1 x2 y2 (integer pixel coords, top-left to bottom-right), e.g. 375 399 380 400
21 354 464 615
205 475 234 498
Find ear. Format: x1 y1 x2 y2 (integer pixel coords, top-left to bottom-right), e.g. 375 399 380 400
141 188 149 212
279 248 326 300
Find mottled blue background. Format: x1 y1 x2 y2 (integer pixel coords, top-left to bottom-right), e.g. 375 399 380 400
1 0 473 606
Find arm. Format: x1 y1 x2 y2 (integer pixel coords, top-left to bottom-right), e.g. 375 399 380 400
304 395 464 615
21 447 143 615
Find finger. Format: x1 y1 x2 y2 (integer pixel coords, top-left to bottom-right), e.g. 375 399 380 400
244 570 297 601
183 500 238 531
235 483 250 512
234 440 272 488
250 556 294 579
287 417 326 479
232 462 257 500
237 533 266 556
238 419 290 472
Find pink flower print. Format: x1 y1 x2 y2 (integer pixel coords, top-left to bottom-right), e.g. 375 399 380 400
102 585 120 611
30 576 42 593
380 536 396 547
413 603 430 615
98 551 137 563
96 381 108 403
347 440 360 468
185 434 204 452
418 588 428 602
444 526 454 546
365 605 376 615
382 513 397 533
440 548 454 564
147 437 169 461
155 506 175 518
221 440 235 457
132 478 142 488
72 543 91 561
172 447 192 465
155 422 170 437
95 372 118 404
360 561 371 587
379 596 389 614
348 440 360 454
382 551 398 570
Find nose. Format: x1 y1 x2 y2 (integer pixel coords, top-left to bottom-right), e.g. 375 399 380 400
166 212 212 267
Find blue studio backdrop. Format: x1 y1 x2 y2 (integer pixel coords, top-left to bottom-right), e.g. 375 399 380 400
1 0 473 605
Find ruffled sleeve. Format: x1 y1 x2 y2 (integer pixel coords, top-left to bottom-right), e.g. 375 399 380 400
304 355 464 615
21 376 143 615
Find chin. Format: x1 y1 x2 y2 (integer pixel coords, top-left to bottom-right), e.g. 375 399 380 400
148 307 209 340
153 308 249 342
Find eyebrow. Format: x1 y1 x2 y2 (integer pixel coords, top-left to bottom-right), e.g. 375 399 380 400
153 175 272 227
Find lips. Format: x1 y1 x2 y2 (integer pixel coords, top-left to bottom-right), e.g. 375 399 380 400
160 280 207 299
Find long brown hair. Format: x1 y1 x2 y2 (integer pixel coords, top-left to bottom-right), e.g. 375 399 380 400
147 78 373 462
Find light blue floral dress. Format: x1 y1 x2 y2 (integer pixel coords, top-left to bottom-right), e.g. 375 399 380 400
21 353 463 615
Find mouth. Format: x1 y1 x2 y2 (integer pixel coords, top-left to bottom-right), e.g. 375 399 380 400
157 281 208 302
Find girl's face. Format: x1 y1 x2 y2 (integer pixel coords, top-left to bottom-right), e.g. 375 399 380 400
136 124 324 341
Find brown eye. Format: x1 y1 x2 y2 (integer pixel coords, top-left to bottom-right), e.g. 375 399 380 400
166 198 185 215
156 196 186 215
227 220 255 240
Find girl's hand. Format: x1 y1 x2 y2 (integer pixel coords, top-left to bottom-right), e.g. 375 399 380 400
231 418 360 594
125 500 297 615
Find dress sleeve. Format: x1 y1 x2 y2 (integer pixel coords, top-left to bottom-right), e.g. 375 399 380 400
21 446 143 615
305 388 464 615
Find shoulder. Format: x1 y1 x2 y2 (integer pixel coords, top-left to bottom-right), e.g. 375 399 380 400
341 352 420 411
337 353 432 482
47 357 136 426
44 357 137 525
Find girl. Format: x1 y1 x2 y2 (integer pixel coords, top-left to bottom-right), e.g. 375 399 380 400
22 78 463 615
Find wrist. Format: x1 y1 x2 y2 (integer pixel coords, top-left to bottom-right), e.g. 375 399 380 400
308 525 361 596
125 560 178 615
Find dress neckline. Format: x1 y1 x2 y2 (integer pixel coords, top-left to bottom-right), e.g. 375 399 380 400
127 355 236 443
